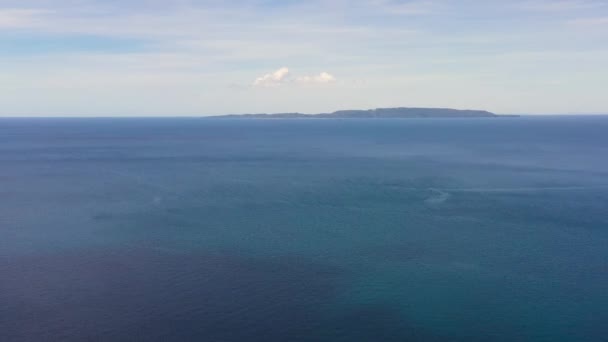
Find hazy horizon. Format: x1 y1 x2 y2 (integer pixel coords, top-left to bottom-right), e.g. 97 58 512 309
1 109 607 118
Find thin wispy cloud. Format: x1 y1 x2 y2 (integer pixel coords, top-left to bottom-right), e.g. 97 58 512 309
0 8 49 28
517 0 605 12
368 0 440 15
568 16 608 27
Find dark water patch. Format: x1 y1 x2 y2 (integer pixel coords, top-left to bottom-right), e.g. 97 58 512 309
359 243 437 263
0 248 342 342
315 305 447 342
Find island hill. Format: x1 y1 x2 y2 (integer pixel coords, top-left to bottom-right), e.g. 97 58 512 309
209 107 509 119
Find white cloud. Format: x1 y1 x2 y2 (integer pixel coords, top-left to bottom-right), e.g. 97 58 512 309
253 68 336 87
252 67 290 87
296 72 337 84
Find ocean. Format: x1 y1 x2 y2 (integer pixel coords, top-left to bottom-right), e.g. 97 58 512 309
1 116 607 341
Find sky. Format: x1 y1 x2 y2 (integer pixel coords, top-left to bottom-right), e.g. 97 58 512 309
1 0 607 116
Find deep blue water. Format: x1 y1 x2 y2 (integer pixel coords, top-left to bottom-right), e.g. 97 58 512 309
1 116 607 341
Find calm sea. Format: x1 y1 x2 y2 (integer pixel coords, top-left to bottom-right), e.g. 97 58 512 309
1 116 607 341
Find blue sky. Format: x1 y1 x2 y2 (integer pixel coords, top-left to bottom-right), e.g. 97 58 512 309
1 0 607 116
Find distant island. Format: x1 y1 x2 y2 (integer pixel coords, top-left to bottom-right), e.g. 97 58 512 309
208 107 513 119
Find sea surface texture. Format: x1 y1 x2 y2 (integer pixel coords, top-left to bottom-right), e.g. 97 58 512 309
1 117 607 341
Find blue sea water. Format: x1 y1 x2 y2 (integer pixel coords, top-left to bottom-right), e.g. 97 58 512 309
1 116 607 341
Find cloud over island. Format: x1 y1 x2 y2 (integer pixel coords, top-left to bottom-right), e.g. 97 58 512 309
253 67 336 87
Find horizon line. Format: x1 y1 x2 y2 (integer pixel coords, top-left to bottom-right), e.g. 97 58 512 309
1 113 608 119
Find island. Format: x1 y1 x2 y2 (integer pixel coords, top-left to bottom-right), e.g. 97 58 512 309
208 107 512 119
